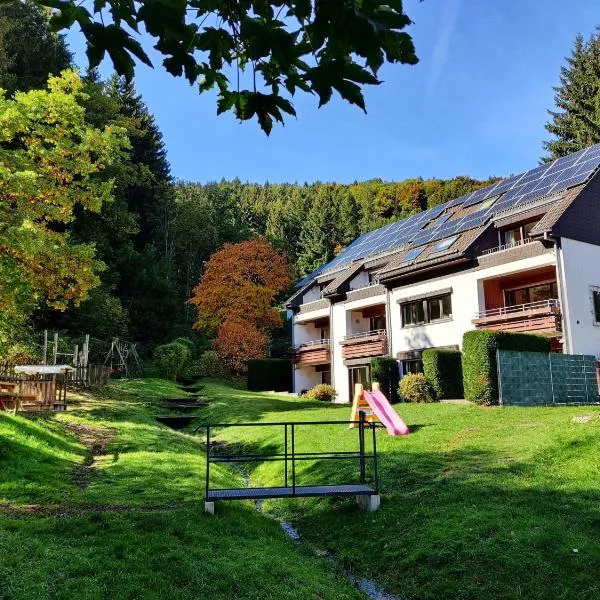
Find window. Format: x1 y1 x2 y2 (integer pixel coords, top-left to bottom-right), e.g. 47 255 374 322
402 247 425 263
320 326 330 340
369 315 386 331
431 236 457 254
368 272 379 285
505 282 558 307
402 359 423 375
401 294 452 326
592 287 600 325
502 227 522 246
321 370 331 385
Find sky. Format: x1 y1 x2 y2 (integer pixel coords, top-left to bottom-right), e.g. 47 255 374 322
66 1 600 185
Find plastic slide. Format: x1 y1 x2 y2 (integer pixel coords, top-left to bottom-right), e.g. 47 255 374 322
362 390 410 436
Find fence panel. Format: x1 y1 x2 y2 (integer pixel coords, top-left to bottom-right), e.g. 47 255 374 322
498 351 599 406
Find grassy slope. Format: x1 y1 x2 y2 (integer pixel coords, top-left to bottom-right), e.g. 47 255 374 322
199 381 600 600
0 379 361 600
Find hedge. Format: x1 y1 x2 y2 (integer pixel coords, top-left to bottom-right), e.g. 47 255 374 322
247 358 293 392
371 356 400 402
462 330 551 405
422 349 463 400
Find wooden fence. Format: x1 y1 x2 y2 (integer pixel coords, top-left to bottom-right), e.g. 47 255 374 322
0 363 111 389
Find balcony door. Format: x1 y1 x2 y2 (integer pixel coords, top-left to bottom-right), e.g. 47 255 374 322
505 281 558 307
349 365 370 395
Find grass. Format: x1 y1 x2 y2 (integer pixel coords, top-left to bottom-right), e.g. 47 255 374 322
196 380 600 600
2 377 599 600
0 378 362 600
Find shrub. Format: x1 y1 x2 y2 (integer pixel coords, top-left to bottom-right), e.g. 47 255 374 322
153 342 191 380
247 359 292 392
371 356 400 402
188 350 227 379
422 349 463 399
173 337 196 359
305 384 337 402
462 330 551 405
398 373 435 403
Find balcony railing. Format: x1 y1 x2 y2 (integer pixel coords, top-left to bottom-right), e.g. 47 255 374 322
474 299 560 319
481 238 534 256
343 329 387 341
294 338 331 350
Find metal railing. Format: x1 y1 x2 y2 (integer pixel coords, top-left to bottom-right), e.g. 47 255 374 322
481 238 534 256
202 412 380 501
475 299 560 319
343 329 387 341
294 338 331 350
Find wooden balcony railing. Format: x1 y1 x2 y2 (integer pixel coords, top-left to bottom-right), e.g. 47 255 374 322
290 339 331 366
472 299 561 335
340 330 388 360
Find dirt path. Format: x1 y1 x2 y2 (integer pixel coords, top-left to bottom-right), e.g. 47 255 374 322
64 422 115 489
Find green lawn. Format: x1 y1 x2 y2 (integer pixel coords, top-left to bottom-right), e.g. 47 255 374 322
0 379 361 600
1 378 599 600
197 380 600 600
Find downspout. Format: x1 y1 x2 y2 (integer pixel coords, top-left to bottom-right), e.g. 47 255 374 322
329 300 335 389
385 287 393 358
549 233 571 353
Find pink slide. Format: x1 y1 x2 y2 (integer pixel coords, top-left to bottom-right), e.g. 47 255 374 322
362 390 410 436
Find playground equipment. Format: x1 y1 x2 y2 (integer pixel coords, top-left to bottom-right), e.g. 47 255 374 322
104 337 142 378
350 383 410 436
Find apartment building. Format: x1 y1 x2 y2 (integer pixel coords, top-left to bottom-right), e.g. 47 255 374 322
287 144 600 403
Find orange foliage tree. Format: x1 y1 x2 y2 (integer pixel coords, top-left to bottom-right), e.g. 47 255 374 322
188 237 292 373
213 321 268 374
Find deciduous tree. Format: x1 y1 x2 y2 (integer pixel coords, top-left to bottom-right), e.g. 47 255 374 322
213 320 268 374
28 0 419 133
0 70 128 344
189 236 292 336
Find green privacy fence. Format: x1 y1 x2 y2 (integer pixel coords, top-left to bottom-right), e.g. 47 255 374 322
497 351 599 406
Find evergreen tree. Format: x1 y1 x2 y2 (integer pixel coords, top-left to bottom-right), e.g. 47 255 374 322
297 186 338 276
544 30 600 159
0 1 71 95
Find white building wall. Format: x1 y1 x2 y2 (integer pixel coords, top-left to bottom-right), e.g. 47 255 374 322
294 365 322 393
331 302 350 403
303 286 322 303
389 252 557 357
348 271 370 291
558 237 600 358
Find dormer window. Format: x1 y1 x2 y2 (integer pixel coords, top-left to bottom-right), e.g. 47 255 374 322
500 221 536 247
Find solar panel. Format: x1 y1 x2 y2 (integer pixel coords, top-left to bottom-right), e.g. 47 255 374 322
306 143 600 280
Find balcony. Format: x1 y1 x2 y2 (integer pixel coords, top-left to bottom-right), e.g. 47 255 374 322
480 238 534 256
340 330 388 360
472 299 561 335
291 339 331 366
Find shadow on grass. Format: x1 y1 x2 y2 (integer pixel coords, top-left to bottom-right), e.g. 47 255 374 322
263 443 600 600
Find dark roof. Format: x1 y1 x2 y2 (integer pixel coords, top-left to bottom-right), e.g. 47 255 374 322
296 143 600 288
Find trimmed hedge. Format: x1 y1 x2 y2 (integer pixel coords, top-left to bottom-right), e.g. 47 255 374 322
398 373 435 403
371 356 400 403
247 358 292 392
305 384 337 402
422 349 463 400
462 330 551 405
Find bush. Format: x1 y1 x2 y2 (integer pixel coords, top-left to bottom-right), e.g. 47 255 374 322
398 373 435 403
187 350 227 379
247 358 292 392
422 349 463 399
153 342 191 380
462 330 551 405
173 337 196 359
305 384 337 402
371 356 400 402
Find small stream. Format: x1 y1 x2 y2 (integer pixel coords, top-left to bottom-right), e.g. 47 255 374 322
242 469 402 600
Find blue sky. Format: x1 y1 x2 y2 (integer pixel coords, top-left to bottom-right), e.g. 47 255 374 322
66 1 600 184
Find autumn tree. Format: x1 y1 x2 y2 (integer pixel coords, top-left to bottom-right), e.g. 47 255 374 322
0 70 127 348
213 320 268 374
189 237 292 335
189 237 292 372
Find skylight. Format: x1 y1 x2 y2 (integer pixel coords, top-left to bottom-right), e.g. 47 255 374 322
401 247 425 263
431 236 458 254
